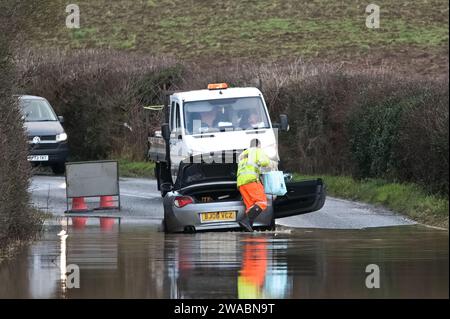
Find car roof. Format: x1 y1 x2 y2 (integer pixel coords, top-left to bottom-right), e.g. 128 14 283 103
172 87 263 103
16 95 46 100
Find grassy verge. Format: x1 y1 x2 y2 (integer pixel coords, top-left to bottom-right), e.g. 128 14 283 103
0 208 46 264
118 159 155 178
294 174 449 229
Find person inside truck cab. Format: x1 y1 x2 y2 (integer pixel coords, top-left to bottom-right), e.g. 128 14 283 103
239 111 260 129
200 107 220 128
192 106 228 133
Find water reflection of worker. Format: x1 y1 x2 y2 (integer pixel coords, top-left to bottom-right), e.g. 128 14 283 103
238 238 268 299
237 138 270 232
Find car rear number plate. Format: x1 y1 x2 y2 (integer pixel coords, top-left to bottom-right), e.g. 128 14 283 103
27 155 49 161
200 211 236 223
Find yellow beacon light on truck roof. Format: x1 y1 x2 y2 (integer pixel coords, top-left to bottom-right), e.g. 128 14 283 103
207 83 228 90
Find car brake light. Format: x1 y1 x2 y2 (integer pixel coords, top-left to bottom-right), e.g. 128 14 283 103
207 83 228 90
174 196 194 208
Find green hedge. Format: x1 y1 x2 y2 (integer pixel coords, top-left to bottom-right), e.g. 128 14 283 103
277 72 448 195
0 2 43 251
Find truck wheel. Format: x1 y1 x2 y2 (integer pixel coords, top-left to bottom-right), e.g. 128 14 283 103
51 163 65 175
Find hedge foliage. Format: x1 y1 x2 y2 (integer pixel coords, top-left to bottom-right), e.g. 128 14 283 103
17 51 449 195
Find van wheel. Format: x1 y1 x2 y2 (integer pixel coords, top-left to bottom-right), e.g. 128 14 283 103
51 163 65 175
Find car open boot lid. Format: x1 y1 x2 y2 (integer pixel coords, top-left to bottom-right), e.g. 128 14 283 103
174 152 239 190
178 181 238 195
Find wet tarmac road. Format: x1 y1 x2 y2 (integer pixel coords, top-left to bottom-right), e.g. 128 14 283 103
0 175 447 299
0 223 447 298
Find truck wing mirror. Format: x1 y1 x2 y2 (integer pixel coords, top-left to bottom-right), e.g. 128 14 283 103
280 114 289 132
161 123 170 141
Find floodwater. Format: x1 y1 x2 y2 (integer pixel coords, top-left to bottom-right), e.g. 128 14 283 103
0 219 448 299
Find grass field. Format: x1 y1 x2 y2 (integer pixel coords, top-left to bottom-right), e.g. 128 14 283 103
28 0 449 74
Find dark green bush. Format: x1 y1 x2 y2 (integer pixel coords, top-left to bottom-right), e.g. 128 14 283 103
278 72 355 175
267 69 448 195
347 93 404 179
345 78 449 195
393 82 449 194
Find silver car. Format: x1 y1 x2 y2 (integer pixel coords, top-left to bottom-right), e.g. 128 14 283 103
162 161 326 233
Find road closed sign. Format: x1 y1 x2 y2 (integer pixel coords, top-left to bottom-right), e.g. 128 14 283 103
65 161 119 198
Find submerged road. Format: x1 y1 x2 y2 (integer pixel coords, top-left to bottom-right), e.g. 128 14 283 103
30 175 415 229
0 174 446 299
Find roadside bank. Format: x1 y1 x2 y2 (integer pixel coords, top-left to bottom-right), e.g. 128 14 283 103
295 174 449 229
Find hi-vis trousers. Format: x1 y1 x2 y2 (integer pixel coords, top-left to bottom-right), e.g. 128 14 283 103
238 181 268 213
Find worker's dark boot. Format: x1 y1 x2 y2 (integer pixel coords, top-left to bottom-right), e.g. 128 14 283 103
247 205 263 227
239 214 253 232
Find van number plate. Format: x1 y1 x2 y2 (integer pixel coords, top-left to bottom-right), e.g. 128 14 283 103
27 155 49 161
200 211 236 223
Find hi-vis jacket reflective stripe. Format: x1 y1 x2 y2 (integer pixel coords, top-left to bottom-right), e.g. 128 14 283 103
237 147 270 187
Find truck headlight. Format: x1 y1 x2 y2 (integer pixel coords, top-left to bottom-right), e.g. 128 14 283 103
56 133 68 142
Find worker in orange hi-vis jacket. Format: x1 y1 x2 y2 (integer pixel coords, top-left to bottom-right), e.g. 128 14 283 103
236 138 272 232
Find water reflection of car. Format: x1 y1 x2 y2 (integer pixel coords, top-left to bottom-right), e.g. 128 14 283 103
18 95 69 174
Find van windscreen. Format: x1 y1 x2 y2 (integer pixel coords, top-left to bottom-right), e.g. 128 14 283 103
20 99 58 122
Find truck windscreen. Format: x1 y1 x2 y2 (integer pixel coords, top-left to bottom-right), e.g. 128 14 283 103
183 97 270 135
